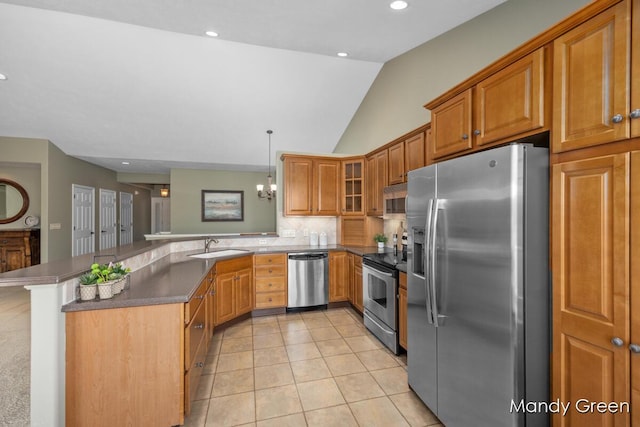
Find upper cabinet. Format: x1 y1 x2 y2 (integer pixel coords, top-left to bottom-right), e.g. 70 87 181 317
405 131 427 173
428 47 548 160
553 1 633 152
283 154 340 216
341 157 365 216
388 141 405 185
365 150 387 216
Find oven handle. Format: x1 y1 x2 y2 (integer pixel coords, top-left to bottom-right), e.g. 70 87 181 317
364 310 394 335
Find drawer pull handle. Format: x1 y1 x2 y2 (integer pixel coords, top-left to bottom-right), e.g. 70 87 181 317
196 362 204 368
611 337 624 347
630 109 640 119
612 114 624 124
194 323 204 329
630 343 640 353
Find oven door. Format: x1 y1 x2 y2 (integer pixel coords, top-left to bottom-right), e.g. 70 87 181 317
362 263 397 329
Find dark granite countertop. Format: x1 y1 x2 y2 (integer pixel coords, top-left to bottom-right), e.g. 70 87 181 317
0 238 403 312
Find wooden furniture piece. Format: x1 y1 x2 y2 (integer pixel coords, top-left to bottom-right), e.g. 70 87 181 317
365 150 387 216
282 154 340 216
329 251 349 302
552 1 632 152
65 270 219 427
215 256 253 325
254 253 287 309
337 216 383 247
429 47 548 160
399 271 407 350
348 252 363 313
341 157 366 215
0 229 40 272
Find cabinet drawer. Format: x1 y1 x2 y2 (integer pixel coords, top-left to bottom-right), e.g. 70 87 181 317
255 264 286 277
255 291 286 308
185 297 207 370
255 277 286 292
184 336 207 416
184 277 208 323
254 253 286 265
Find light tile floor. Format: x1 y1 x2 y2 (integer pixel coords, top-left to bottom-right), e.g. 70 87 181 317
184 307 442 427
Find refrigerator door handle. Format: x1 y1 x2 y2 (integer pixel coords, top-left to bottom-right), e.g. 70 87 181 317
430 198 441 327
425 199 435 324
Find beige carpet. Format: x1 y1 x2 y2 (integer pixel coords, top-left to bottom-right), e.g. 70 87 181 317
0 286 30 426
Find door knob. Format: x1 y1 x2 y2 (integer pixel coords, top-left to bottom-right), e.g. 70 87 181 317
611 337 624 347
630 343 640 353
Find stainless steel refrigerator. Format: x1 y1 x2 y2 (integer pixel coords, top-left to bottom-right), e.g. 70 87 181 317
407 144 549 427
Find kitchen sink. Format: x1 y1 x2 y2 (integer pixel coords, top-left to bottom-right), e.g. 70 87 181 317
189 249 249 259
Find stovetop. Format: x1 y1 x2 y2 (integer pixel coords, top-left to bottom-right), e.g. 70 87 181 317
362 249 406 271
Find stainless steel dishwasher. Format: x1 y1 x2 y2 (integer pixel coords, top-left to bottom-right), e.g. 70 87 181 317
287 252 329 309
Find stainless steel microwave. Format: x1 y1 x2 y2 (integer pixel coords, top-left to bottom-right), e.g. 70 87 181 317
383 183 407 218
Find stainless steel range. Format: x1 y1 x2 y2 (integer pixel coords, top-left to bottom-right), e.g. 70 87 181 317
362 252 402 354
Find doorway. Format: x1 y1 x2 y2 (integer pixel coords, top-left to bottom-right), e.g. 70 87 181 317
72 184 95 256
99 189 117 250
119 192 133 245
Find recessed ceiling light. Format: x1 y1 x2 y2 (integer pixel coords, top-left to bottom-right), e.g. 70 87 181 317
337 52 348 57
390 1 408 10
121 161 130 165
0 73 7 80
205 30 219 37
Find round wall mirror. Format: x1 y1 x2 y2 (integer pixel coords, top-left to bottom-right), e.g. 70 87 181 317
0 179 30 224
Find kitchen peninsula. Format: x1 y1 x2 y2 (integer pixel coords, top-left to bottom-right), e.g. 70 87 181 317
0 237 377 426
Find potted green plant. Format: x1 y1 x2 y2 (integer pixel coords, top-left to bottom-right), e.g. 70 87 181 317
78 272 98 301
86 262 131 299
373 233 388 249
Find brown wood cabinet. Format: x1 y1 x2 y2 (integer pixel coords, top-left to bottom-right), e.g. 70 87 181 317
365 150 387 216
429 47 548 160
633 0 640 139
329 251 349 302
351 254 363 313
0 229 39 272
552 151 633 425
399 272 407 350
283 155 340 216
254 253 287 309
388 141 405 185
404 132 426 173
215 256 253 325
552 1 631 152
338 216 383 247
341 157 365 215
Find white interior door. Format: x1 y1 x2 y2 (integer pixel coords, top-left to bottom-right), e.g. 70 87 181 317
151 197 171 233
99 189 117 250
119 192 133 245
72 184 95 256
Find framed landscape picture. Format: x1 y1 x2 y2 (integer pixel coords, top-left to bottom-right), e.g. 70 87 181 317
201 190 244 221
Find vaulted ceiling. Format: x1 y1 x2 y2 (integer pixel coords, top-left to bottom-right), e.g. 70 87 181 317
0 0 506 174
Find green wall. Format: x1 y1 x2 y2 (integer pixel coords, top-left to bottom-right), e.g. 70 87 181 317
334 0 592 154
0 163 41 230
170 169 276 234
0 137 151 262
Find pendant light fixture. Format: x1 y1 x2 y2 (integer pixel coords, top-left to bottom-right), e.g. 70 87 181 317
160 185 169 198
257 130 277 200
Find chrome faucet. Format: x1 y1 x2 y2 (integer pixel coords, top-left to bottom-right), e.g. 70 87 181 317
204 237 219 253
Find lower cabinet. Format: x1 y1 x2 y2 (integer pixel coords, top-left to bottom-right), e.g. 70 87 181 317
215 256 253 325
254 253 287 309
65 304 185 426
348 253 364 313
399 272 407 350
0 229 40 272
329 251 349 302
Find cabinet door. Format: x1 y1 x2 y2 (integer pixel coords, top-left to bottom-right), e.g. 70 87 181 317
341 159 365 215
431 89 472 159
329 251 349 302
399 287 407 350
552 2 630 152
365 156 377 215
631 151 640 427
388 141 405 185
215 272 236 325
404 132 426 174
235 268 253 315
206 272 215 341
2 246 27 272
284 157 313 215
632 0 640 138
353 259 363 312
374 151 387 214
314 159 340 216
347 253 354 302
475 48 546 146
552 153 630 425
